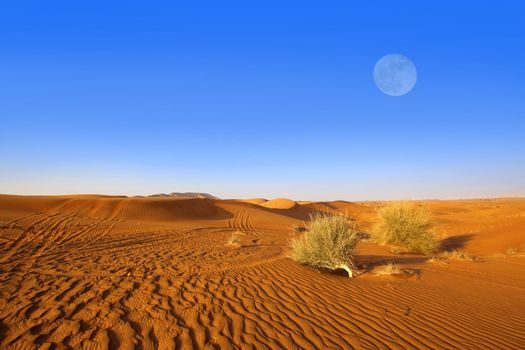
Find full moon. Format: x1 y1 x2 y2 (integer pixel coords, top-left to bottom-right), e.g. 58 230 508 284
374 54 417 96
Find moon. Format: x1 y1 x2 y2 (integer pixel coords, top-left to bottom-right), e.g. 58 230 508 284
374 54 417 96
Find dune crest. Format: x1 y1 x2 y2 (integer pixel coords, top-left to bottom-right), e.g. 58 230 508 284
237 198 268 205
260 198 297 209
147 192 219 199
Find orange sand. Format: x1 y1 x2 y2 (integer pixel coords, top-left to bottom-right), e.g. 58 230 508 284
1 194 524 349
259 198 297 209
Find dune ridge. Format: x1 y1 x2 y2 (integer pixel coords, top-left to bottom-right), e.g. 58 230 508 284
147 192 219 199
260 198 297 209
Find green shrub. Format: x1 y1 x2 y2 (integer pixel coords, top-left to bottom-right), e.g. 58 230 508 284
373 202 438 255
291 214 359 277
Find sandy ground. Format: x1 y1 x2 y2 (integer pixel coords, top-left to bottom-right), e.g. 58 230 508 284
0 194 524 349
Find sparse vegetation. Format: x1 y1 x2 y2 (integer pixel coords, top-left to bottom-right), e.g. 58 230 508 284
493 247 520 258
372 202 439 255
226 232 243 247
290 213 359 277
290 224 305 234
505 247 518 256
444 250 477 262
375 261 401 276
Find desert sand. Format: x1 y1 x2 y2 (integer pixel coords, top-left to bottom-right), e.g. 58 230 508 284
1 194 524 349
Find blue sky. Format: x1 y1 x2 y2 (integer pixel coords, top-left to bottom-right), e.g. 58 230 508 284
1 1 524 200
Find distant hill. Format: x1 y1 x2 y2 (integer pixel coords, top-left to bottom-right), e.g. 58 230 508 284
148 192 219 199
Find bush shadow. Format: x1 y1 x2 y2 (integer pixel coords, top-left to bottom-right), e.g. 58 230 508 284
356 254 429 270
440 234 475 252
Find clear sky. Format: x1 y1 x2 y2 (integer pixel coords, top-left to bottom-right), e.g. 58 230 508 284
1 1 524 200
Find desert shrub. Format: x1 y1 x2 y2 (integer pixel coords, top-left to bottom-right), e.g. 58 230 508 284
226 232 242 247
505 247 518 256
373 202 438 255
290 224 306 234
375 261 401 276
290 213 360 277
444 249 477 261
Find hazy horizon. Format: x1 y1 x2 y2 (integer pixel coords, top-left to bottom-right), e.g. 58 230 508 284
2 189 524 203
2 1 524 200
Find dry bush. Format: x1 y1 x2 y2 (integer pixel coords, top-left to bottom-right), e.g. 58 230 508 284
505 247 518 256
444 250 477 262
375 261 401 276
226 232 242 247
493 247 520 258
373 202 439 255
290 213 359 277
290 224 306 234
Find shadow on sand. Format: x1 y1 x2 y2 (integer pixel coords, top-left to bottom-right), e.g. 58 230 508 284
440 234 476 251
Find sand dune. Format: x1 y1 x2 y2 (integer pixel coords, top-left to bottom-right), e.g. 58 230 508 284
236 198 268 205
147 192 219 199
1 194 524 349
259 198 297 209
